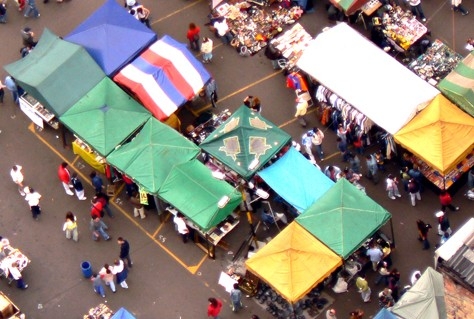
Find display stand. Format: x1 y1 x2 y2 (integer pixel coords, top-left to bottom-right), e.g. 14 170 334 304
382 6 427 50
269 23 312 71
19 93 59 130
72 138 106 174
83 304 113 319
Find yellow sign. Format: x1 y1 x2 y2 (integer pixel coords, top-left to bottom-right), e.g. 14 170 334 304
139 189 148 205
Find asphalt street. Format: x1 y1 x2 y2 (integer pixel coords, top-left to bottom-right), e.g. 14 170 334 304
0 0 473 318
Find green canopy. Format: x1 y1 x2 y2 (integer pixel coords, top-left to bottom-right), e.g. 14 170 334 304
4 28 106 117
60 78 151 157
296 179 392 259
158 160 241 231
438 52 474 117
106 117 200 193
200 106 291 180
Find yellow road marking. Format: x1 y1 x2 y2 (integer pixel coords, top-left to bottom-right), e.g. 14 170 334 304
151 0 204 25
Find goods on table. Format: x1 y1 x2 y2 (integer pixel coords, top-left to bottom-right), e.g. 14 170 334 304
382 5 427 50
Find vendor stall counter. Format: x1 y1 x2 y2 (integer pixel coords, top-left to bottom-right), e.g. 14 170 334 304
382 5 427 51
72 138 106 174
0 247 31 282
19 93 59 130
269 23 312 71
83 304 113 319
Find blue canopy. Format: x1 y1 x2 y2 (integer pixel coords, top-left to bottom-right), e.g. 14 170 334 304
258 148 334 213
111 308 136 319
65 0 157 76
374 308 398 319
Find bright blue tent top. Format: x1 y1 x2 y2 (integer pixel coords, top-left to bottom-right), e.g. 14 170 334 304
258 148 334 213
111 308 136 319
65 0 157 76
373 308 398 319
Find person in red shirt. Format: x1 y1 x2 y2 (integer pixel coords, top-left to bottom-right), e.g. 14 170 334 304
207 297 222 319
186 22 200 52
58 162 74 196
91 197 104 219
439 190 459 212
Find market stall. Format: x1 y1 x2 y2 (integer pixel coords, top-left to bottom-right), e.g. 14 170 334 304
330 0 369 16
114 35 211 121
0 292 25 319
0 246 30 282
297 23 439 135
4 28 106 118
258 147 334 213
65 0 157 77
408 39 463 85
200 105 291 180
394 94 474 189
19 92 58 130
83 304 114 319
438 51 474 117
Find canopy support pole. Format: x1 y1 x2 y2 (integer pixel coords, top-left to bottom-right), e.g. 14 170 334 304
390 219 396 247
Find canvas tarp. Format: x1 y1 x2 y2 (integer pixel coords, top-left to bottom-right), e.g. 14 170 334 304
106 117 200 193
114 35 211 121
297 23 439 135
296 178 391 259
258 148 334 213
245 222 343 303
158 160 241 231
200 106 292 180
65 0 157 77
60 78 151 157
111 308 136 319
330 0 367 16
394 94 474 175
4 28 106 117
391 267 447 319
438 52 474 117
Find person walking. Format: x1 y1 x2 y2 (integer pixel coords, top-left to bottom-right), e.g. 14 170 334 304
90 197 104 219
24 187 41 220
207 297 223 319
71 172 87 201
451 0 469 15
90 171 104 194
24 0 40 18
416 219 432 250
0 2 6 24
58 162 74 196
10 165 26 196
436 211 452 236
63 211 78 242
99 264 116 293
326 309 337 319
186 22 201 52
365 154 379 184
95 192 113 218
201 37 214 63
91 273 106 298
407 0 426 22
408 165 424 192
311 127 325 160
356 273 371 303
118 237 132 268
136 6 151 27
386 174 401 200
4 76 19 104
90 216 111 241
439 190 460 212
294 96 308 127
408 178 421 206
230 283 243 312
301 131 316 162
113 259 129 289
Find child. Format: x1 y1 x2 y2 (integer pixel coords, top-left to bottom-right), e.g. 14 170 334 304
71 172 86 201
91 273 105 297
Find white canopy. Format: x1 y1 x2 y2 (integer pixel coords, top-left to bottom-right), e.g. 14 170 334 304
297 23 439 135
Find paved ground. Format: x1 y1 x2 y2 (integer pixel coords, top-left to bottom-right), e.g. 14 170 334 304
0 0 473 318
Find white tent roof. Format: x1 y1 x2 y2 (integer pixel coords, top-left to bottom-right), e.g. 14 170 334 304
297 23 439 134
434 218 474 268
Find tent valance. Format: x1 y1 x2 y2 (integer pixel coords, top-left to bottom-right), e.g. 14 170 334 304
258 148 334 213
296 23 439 135
200 106 292 180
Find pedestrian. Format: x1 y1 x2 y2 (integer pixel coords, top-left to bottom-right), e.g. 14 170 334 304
113 259 129 289
388 269 400 301
356 273 371 303
0 80 5 103
435 211 452 236
17 0 26 12
375 261 390 286
378 288 394 308
374 150 385 172
129 191 146 219
123 175 137 198
348 153 361 174
24 0 40 18
58 162 74 196
326 308 337 319
410 270 421 286
0 2 6 24
230 283 243 312
90 216 111 241
201 37 213 63
99 264 116 293
90 171 104 194
118 237 133 268
90 197 104 219
400 167 411 192
468 167 474 189
407 0 426 22
186 22 200 51
7 261 28 289
336 124 349 144
365 154 379 184
63 211 78 242
324 166 341 183
4 76 19 104
386 174 401 200
207 297 223 319
336 137 350 162
349 309 364 319
366 244 383 271
301 131 316 162
408 165 424 192
408 178 421 206
10 165 26 196
136 6 151 27
294 96 308 127
174 212 190 243
439 190 460 212
311 127 325 160
21 27 36 47
91 273 106 298
24 187 41 220
95 192 113 218
71 172 87 201
439 231 450 246
416 219 432 250
451 0 469 15
213 17 233 44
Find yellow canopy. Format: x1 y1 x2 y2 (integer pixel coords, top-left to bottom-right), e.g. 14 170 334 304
245 222 342 303
394 94 474 175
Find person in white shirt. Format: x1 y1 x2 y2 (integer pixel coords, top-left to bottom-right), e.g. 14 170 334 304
112 259 128 289
8 261 28 289
173 212 190 243
213 17 233 44
99 264 116 293
201 37 214 63
407 0 427 22
10 165 25 196
24 187 41 220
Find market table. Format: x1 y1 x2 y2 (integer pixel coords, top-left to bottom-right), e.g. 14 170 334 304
72 139 106 174
382 5 427 51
